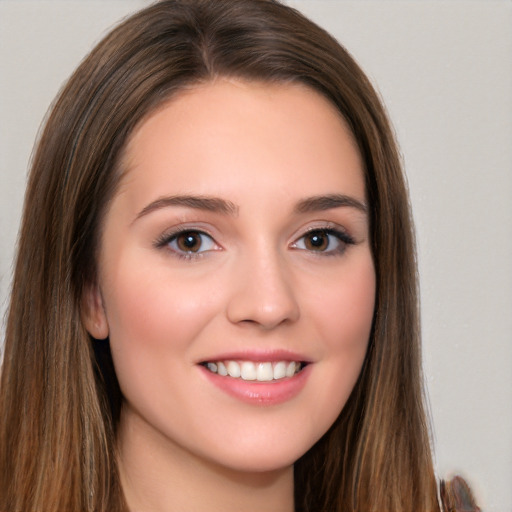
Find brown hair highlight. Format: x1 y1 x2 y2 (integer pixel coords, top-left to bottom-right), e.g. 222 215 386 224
0 1 439 510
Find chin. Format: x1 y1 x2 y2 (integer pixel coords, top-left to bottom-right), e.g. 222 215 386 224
199 431 319 475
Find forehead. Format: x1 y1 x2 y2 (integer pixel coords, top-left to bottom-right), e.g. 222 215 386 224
117 78 365 209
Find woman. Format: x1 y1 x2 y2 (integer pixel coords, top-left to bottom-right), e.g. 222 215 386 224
0 1 478 511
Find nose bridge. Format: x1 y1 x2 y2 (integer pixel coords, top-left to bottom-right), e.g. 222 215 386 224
226 240 300 329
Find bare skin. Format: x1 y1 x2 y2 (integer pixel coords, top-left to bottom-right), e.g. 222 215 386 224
83 79 375 511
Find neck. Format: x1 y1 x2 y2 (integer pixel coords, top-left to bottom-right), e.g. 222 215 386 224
117 406 295 512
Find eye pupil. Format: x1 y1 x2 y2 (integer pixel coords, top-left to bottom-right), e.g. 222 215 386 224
177 232 201 252
306 231 328 251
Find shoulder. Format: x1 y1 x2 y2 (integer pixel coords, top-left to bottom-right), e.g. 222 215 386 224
440 475 481 512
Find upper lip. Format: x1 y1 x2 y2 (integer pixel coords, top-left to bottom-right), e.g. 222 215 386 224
197 349 313 364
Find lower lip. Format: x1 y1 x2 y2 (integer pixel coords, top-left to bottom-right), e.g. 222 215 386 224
199 364 312 405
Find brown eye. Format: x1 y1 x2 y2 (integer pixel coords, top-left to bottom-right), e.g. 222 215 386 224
292 228 354 256
304 231 329 251
176 232 203 252
165 230 217 255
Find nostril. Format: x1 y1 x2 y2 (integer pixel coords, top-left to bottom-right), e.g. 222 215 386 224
225 260 301 328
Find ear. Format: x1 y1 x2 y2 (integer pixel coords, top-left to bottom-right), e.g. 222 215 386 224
81 282 109 340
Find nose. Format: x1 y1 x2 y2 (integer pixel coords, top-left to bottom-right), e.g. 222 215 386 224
226 249 300 329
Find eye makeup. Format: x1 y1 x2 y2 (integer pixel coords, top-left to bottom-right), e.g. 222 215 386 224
152 220 357 262
153 227 221 260
291 227 355 256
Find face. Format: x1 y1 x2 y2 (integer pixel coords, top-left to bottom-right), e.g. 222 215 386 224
84 79 375 473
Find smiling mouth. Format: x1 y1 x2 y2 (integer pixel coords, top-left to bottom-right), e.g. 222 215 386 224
200 360 307 382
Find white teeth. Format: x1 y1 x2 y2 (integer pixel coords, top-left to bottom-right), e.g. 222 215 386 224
217 361 228 376
273 361 287 380
256 362 273 381
227 361 241 378
241 361 257 380
286 361 297 377
204 360 303 381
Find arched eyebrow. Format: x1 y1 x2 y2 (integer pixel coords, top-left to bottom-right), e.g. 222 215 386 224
135 195 239 221
134 193 366 222
294 194 367 214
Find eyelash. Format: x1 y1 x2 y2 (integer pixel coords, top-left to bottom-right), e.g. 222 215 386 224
154 229 218 260
291 228 355 256
154 226 355 260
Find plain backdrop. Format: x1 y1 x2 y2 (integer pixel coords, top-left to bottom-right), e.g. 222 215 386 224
1 1 511 510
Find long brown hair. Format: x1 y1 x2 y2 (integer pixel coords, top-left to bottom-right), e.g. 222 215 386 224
0 1 439 510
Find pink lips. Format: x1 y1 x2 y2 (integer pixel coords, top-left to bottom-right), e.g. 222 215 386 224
198 350 312 405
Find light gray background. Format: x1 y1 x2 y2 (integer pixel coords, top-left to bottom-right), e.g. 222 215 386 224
1 1 511 510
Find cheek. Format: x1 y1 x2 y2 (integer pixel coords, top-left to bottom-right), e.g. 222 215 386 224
101 258 229 437
310 255 376 351
101 255 225 392
104 254 219 343
302 255 375 424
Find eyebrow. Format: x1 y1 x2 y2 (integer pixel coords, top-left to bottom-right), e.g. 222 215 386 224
294 194 368 214
134 192 367 222
135 195 239 220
